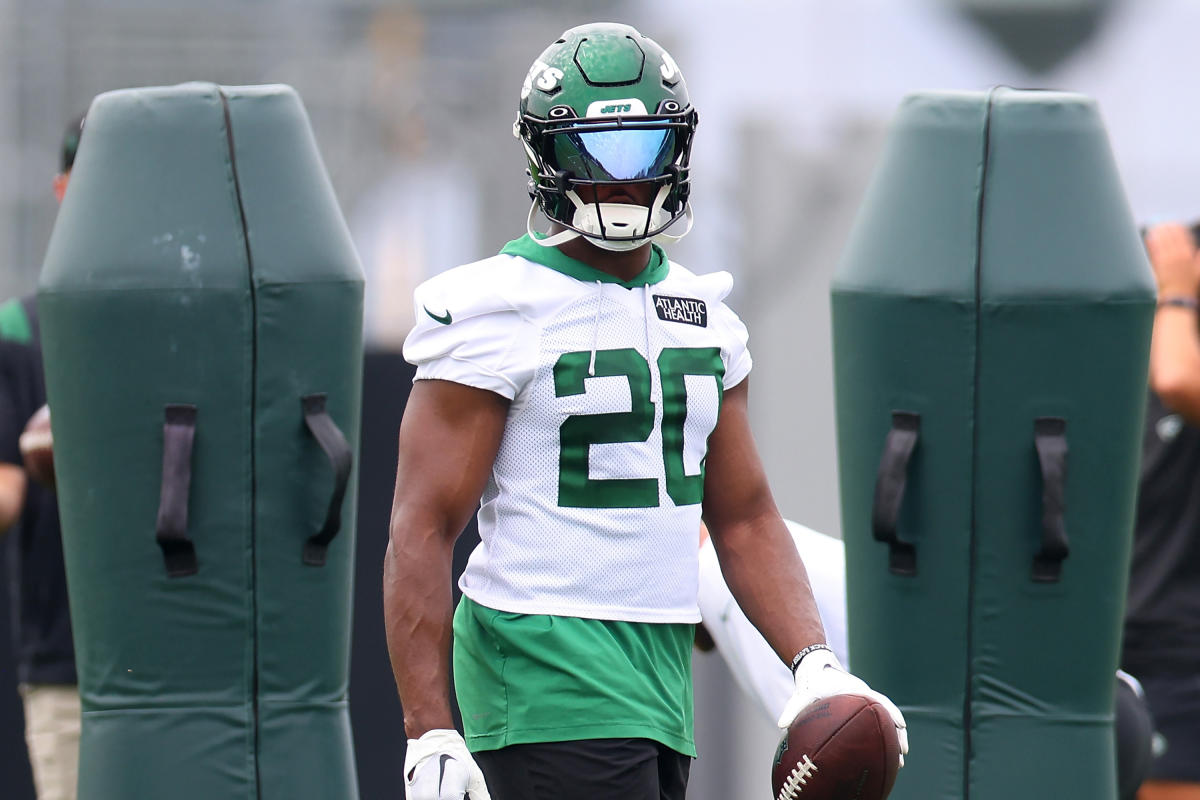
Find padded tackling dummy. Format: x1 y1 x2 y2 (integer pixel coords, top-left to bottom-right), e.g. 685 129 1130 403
38 83 363 799
831 88 1154 800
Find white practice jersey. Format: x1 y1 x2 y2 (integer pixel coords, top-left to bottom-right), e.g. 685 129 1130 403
403 236 752 623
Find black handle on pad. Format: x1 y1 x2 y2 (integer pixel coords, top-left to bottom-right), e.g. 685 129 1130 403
1032 416 1069 583
301 393 353 566
155 404 199 577
871 410 920 576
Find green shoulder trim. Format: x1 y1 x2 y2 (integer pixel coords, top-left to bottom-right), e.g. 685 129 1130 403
500 234 669 288
0 298 32 344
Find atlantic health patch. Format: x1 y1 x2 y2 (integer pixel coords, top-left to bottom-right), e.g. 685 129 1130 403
653 294 707 327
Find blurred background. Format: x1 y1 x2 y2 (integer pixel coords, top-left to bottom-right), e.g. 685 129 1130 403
0 0 1196 797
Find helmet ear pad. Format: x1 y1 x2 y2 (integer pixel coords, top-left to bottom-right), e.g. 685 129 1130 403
663 163 689 211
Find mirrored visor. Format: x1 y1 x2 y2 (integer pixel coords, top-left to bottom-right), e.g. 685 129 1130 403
552 126 677 182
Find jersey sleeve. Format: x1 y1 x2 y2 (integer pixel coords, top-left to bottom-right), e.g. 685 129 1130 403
402 266 538 400
717 304 752 389
692 270 752 389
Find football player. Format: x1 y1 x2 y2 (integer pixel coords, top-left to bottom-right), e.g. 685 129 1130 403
383 22 907 800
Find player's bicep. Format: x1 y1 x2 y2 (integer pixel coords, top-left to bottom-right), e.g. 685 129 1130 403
701 378 776 531
390 379 509 545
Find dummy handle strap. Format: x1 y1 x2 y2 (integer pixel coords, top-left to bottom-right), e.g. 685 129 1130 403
301 393 353 566
871 411 920 576
1032 417 1069 583
155 404 199 578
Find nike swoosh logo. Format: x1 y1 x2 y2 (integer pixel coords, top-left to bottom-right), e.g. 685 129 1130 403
438 754 452 790
424 306 452 325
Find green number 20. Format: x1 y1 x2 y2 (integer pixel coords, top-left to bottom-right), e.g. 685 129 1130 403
553 347 724 509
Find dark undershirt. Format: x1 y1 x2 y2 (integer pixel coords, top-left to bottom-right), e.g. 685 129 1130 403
1121 390 1200 675
0 296 75 685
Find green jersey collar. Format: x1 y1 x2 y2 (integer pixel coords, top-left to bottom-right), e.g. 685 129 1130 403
500 234 669 288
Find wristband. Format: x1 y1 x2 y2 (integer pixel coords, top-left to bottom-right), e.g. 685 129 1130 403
1158 295 1199 310
789 643 833 674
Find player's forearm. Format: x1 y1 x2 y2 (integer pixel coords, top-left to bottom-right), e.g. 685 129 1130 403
383 525 458 739
1148 307 1200 424
709 513 827 667
0 494 19 534
0 464 26 535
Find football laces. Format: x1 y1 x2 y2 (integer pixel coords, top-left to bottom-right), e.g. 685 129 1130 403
777 753 819 800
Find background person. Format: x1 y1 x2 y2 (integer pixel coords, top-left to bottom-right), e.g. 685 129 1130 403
1121 221 1200 800
0 111 85 800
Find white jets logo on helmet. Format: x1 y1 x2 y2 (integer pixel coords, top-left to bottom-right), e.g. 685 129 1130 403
521 60 564 99
660 52 681 84
585 98 648 118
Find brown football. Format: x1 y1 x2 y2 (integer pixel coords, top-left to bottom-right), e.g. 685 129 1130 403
771 694 901 800
19 404 54 489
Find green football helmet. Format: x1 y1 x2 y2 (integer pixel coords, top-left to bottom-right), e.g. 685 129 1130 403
515 22 698 251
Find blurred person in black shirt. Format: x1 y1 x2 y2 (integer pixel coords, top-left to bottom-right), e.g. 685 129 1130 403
0 112 85 800
1122 222 1200 800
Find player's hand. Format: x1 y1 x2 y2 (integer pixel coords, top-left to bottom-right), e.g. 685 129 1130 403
404 729 491 800
1145 223 1200 298
776 646 909 768
18 404 55 489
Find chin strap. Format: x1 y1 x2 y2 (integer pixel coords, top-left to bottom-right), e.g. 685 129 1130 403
651 202 694 246
526 198 694 251
527 201 581 248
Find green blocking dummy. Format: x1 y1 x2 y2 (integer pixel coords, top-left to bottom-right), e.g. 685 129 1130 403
831 89 1154 800
38 84 363 799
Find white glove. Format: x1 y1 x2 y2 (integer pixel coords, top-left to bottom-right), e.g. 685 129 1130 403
776 645 909 768
404 729 492 800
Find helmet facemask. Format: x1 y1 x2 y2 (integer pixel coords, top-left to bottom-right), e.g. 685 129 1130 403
519 103 697 251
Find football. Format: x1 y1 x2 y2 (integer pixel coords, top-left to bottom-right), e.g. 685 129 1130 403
19 404 55 489
771 694 901 800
